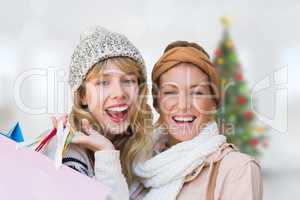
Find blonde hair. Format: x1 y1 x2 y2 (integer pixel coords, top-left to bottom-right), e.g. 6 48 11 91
69 57 153 184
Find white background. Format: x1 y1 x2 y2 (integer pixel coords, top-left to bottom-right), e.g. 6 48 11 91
0 0 299 199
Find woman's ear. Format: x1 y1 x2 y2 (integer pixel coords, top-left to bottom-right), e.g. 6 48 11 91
209 100 218 115
81 95 88 106
77 84 88 107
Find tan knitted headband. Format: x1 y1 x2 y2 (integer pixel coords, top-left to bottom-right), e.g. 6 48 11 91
152 46 220 107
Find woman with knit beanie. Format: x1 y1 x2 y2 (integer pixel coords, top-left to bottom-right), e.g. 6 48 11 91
44 26 153 200
132 41 263 200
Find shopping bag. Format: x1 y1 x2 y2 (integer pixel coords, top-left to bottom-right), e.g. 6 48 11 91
0 122 24 142
0 135 110 200
17 121 73 169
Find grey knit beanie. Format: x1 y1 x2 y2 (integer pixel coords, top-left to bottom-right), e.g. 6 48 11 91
68 26 146 93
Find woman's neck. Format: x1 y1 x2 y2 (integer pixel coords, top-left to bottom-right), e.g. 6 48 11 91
166 121 215 148
167 135 180 147
110 130 132 150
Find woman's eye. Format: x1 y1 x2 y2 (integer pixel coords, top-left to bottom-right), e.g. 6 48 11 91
191 91 204 95
96 80 109 86
163 91 177 95
122 79 136 85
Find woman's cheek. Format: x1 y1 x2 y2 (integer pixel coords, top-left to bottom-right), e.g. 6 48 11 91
192 98 210 114
90 88 108 113
159 96 176 114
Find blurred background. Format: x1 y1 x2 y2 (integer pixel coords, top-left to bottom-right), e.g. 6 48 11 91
0 0 299 199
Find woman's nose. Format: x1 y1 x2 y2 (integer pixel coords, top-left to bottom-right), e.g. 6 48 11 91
177 94 190 112
110 82 126 100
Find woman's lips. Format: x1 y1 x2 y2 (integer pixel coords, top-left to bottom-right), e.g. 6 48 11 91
106 104 129 123
172 115 196 126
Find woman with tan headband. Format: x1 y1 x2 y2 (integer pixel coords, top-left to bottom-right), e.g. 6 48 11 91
132 41 263 200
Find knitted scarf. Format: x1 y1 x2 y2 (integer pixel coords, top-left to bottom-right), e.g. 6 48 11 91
134 121 226 200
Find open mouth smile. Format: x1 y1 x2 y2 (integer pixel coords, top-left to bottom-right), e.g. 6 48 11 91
172 115 196 126
106 104 129 123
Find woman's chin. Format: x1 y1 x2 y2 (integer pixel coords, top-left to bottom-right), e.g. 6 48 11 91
106 122 130 135
169 130 197 143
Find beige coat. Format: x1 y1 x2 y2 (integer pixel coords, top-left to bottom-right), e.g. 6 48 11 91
131 143 263 200
177 143 263 200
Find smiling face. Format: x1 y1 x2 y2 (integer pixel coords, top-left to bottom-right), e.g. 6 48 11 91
82 60 139 135
157 63 216 144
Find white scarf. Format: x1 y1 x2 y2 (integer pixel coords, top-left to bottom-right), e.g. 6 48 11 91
134 121 226 200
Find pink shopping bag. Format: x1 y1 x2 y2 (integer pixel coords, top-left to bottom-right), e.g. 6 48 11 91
0 135 110 200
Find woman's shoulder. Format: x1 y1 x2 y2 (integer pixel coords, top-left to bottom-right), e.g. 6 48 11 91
219 149 261 179
63 144 90 163
222 150 260 168
61 143 95 177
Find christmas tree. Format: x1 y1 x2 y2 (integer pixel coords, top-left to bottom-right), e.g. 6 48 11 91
213 16 267 157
